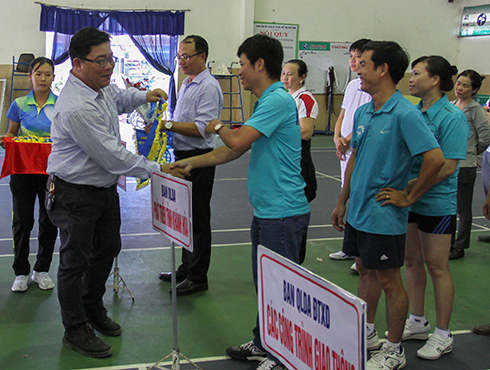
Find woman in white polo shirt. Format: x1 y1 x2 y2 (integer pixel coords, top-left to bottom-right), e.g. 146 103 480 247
281 59 318 263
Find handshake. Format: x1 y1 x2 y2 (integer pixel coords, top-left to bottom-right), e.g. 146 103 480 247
160 161 193 180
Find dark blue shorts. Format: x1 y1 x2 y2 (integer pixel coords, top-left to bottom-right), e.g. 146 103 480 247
408 212 456 234
342 223 406 270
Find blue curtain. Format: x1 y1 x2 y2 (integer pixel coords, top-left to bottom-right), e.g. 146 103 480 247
51 33 72 65
130 35 179 116
40 5 184 35
39 4 184 114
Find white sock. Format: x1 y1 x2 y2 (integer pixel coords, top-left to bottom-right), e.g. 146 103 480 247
367 323 375 334
409 314 427 326
385 339 402 353
434 327 451 339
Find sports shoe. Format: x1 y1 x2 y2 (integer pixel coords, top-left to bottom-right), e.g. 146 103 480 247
31 271 55 290
478 235 490 243
226 340 268 361
63 323 112 358
472 323 490 335
351 262 358 274
402 319 430 340
449 247 464 259
367 343 406 370
416 332 453 360
256 358 286 370
86 306 122 336
385 319 430 341
329 250 354 260
11 275 29 292
367 330 382 350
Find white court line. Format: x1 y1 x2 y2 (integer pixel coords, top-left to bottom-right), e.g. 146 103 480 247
311 147 334 152
3 219 490 243
0 241 254 258
4 223 490 257
0 225 343 257
119 224 337 236
471 223 490 231
215 177 247 181
0 224 337 241
315 170 342 182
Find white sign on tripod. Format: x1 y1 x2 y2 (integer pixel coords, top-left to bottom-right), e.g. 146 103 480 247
150 171 199 370
151 171 193 252
258 245 366 370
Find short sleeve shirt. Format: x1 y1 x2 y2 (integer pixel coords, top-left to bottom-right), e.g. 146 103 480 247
348 91 440 235
340 78 371 138
410 95 469 216
245 82 310 219
7 90 57 137
291 87 318 119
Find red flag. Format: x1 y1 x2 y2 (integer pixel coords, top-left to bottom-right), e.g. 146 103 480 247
1 137 52 178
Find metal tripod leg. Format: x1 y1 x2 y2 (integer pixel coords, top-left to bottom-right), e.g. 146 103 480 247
106 257 135 301
148 241 202 370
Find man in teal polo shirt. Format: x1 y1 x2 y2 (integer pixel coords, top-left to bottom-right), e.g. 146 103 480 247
331 41 444 370
173 34 309 370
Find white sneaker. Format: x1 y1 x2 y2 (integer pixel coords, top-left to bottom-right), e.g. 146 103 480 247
367 343 406 370
416 332 453 360
385 319 430 341
31 271 55 290
329 250 354 260
256 358 286 370
367 330 382 350
351 262 358 274
11 275 29 292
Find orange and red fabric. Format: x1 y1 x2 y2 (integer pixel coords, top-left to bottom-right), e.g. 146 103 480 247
1 137 51 178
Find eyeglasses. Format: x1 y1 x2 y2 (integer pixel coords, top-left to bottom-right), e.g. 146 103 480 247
175 52 203 61
79 56 118 67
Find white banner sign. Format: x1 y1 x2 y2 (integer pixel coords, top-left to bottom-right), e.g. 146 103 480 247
258 246 366 370
298 42 352 94
151 171 193 251
254 22 299 62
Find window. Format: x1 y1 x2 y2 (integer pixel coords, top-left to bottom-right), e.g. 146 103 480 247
45 33 172 93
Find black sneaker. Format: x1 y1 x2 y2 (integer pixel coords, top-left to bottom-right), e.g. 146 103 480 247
63 324 112 358
478 235 490 243
449 247 464 259
86 306 122 336
226 340 268 361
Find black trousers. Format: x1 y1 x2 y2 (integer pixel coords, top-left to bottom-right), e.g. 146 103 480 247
299 139 317 264
174 149 215 283
454 167 477 250
46 177 121 330
10 174 57 276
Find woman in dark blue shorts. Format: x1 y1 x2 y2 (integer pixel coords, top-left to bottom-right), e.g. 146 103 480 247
402 56 468 360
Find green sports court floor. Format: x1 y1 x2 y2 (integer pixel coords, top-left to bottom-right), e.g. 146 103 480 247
1 135 490 370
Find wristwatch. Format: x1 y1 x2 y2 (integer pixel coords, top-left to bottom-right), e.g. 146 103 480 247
165 121 173 131
214 123 224 134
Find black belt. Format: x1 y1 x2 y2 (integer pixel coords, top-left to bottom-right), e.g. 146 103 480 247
53 175 116 191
